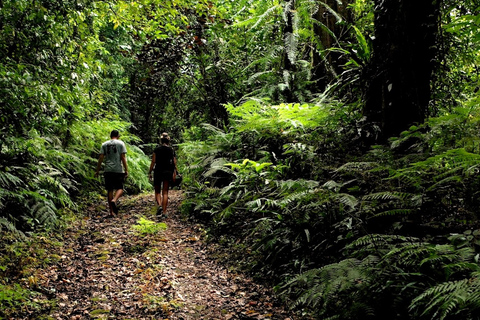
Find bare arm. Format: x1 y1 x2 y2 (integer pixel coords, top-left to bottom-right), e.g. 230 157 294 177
121 153 128 178
94 154 104 178
148 153 156 180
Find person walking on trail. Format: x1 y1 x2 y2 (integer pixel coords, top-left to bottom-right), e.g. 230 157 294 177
148 132 177 217
94 130 128 217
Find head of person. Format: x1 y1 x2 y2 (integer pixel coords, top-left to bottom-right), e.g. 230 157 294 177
160 132 170 144
110 130 120 139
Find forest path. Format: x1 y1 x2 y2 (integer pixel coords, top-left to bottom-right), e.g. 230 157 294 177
42 191 296 320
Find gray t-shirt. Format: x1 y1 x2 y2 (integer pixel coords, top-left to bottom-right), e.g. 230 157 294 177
100 139 127 173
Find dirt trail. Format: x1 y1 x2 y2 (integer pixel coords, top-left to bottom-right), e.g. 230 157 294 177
39 191 297 319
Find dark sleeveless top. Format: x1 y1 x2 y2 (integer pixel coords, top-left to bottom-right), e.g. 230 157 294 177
154 145 175 173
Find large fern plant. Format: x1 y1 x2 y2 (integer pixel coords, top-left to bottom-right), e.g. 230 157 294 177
281 234 480 320
0 118 151 235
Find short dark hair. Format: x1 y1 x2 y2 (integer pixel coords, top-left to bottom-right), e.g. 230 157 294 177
160 132 170 144
110 130 120 138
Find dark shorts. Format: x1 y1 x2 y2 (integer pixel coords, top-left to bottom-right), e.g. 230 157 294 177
104 172 125 191
154 170 173 187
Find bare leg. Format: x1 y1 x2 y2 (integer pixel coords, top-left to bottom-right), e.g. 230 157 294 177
108 189 123 216
112 189 124 202
161 180 169 214
154 185 161 207
107 190 114 215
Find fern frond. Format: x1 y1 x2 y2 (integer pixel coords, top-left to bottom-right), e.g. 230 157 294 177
247 70 275 85
30 199 58 227
334 193 359 211
0 217 25 239
322 180 344 191
345 234 420 253
391 150 480 188
0 171 22 188
233 4 281 31
281 257 376 312
278 179 319 191
410 277 480 320
419 246 477 268
201 123 226 136
193 199 210 212
285 32 298 65
427 175 463 191
216 202 239 222
384 242 431 266
243 44 284 73
388 172 422 188
318 1 344 23
336 162 379 172
363 191 414 201
203 158 234 178
372 208 415 218
279 189 316 208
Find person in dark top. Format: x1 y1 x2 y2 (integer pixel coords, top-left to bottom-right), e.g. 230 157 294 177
148 132 177 217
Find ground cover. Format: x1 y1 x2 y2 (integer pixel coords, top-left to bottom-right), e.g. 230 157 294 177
12 191 298 319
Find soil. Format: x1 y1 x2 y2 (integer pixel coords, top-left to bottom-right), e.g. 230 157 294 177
34 191 299 319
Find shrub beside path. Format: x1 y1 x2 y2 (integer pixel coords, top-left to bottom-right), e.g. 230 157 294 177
38 191 298 319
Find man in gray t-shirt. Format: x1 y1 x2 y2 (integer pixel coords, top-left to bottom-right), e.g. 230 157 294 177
95 130 128 217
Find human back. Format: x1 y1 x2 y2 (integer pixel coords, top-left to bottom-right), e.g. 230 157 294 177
94 129 128 217
148 132 177 217
154 144 175 171
101 139 127 173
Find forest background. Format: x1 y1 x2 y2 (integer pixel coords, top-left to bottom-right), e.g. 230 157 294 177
1 0 480 319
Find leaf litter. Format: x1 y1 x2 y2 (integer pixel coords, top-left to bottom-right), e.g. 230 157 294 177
31 191 300 319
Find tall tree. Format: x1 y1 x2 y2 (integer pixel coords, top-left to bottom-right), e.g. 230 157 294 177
311 0 355 91
362 0 440 140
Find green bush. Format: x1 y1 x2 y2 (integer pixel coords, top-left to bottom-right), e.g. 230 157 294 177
180 98 480 318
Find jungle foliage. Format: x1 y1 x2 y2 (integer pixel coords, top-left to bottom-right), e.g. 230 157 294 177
1 0 480 318
180 103 480 319
0 0 153 237
176 1 480 319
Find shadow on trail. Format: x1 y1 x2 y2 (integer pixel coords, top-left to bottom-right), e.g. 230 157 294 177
39 191 297 320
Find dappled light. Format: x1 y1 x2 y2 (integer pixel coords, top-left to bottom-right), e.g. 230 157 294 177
1 0 480 319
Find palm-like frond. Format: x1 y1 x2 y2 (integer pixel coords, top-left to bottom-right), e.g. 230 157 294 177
410 277 480 320
0 217 25 239
281 256 378 315
0 171 22 188
393 148 480 190
362 191 414 201
345 234 420 255
336 161 380 172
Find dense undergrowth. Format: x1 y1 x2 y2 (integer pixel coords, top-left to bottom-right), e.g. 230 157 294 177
0 0 154 238
0 118 151 235
0 1 155 313
0 119 152 317
2 0 480 318
179 96 480 320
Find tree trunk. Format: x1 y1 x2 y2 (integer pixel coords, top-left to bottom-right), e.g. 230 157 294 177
363 0 440 141
311 0 353 91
